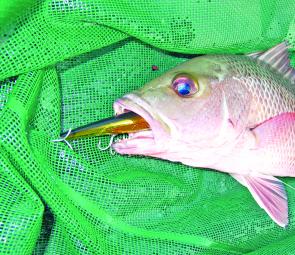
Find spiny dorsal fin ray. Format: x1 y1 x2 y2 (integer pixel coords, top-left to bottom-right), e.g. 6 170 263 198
247 51 263 59
248 42 295 84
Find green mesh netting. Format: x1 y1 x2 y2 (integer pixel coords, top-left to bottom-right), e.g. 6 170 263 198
1 1 295 254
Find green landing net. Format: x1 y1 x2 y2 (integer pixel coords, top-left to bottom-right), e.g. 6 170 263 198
0 1 295 254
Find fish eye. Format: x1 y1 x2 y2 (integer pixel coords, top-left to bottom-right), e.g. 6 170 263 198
172 74 198 97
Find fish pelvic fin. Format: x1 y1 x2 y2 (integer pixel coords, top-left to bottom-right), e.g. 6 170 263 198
247 41 295 84
231 173 288 228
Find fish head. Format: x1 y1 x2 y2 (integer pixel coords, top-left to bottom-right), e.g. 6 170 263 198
113 56 250 166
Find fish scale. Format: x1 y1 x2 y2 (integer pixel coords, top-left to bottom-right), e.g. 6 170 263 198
211 54 295 126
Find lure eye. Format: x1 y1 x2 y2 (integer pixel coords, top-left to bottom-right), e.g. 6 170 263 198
172 75 198 97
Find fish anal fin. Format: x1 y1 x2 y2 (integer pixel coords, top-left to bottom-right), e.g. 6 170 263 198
231 173 288 227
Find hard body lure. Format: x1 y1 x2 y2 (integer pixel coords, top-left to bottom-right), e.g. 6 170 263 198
59 42 295 227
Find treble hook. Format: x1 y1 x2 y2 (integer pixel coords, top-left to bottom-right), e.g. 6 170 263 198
52 131 119 155
51 129 73 150
109 147 116 155
97 134 116 151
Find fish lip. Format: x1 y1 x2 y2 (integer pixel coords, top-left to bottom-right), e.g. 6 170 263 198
113 93 169 143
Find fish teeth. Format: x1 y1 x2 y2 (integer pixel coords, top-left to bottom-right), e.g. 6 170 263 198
114 104 125 115
114 134 129 143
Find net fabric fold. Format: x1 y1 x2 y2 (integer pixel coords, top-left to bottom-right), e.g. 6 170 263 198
1 0 295 254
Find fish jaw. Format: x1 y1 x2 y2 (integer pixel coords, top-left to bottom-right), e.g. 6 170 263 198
112 94 170 155
111 93 230 168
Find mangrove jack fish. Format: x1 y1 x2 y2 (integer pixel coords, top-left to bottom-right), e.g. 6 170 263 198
61 42 295 227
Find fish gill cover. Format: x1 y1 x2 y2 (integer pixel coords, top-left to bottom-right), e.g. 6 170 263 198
0 0 295 254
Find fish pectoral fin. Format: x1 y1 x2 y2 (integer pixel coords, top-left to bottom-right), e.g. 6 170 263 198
250 112 295 149
230 173 288 227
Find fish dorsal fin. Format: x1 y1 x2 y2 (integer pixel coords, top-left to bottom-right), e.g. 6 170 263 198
247 51 263 59
248 42 295 84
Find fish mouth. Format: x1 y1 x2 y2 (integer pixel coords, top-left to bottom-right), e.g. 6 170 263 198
112 94 168 155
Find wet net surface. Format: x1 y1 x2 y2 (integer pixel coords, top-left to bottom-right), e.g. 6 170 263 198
1 0 295 254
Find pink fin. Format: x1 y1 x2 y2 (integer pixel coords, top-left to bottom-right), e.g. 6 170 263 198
231 173 288 227
253 41 295 84
251 112 295 147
